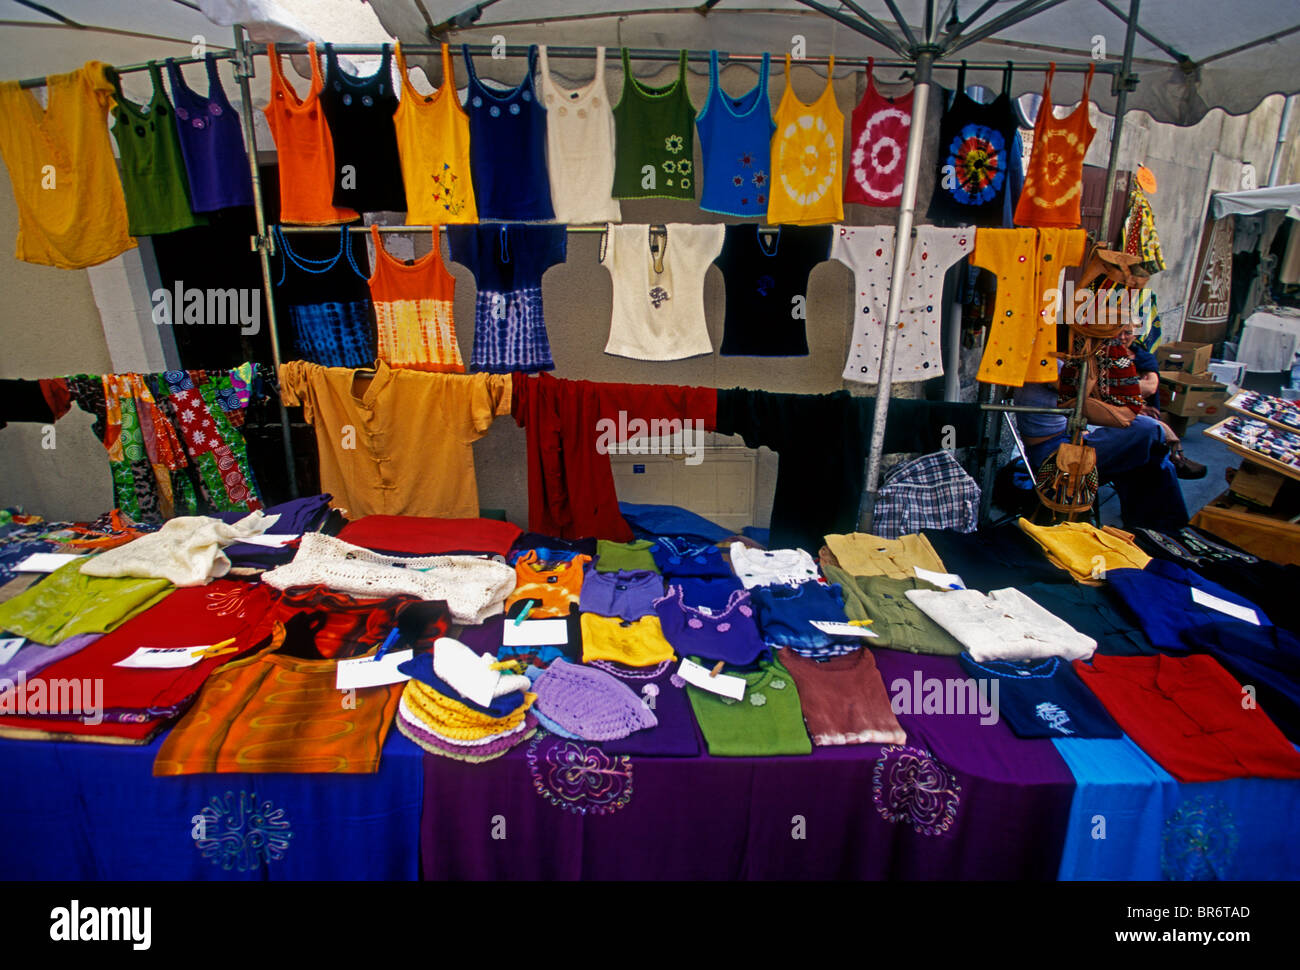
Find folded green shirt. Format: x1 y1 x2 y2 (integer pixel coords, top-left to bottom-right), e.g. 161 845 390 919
594 539 659 574
823 564 964 656
686 656 812 757
0 558 172 645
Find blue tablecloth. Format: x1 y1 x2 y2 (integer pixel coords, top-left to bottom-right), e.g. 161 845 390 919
0 728 423 880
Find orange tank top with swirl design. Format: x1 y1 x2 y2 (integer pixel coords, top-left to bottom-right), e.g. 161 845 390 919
1014 63 1095 228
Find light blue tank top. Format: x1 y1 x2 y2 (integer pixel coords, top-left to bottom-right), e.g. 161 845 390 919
696 51 774 218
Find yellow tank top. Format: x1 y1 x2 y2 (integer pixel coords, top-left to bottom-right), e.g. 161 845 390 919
394 42 478 225
767 54 844 226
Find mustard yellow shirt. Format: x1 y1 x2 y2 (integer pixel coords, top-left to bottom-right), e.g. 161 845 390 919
0 62 135 268
279 360 511 519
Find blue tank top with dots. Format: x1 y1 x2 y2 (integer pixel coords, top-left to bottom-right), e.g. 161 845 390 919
463 44 555 221
696 51 774 218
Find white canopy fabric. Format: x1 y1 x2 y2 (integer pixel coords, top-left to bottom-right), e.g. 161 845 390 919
6 0 1299 127
1212 184 1300 221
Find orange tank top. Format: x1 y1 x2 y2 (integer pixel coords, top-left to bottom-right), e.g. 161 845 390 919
1014 63 1096 228
367 224 464 372
393 42 478 225
767 54 844 226
263 42 358 225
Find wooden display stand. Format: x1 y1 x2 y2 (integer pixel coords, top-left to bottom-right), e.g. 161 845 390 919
1191 490 1300 566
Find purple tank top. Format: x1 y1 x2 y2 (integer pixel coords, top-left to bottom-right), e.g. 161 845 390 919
589 659 700 757
579 570 664 621
165 55 253 211
654 585 768 666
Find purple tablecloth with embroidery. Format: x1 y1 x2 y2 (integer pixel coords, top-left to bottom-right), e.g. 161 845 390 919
419 651 1076 880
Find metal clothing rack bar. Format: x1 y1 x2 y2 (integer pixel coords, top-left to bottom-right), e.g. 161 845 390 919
16 49 238 89
273 224 614 234
256 42 1119 76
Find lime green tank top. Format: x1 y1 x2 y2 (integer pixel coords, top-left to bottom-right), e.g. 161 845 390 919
612 49 696 201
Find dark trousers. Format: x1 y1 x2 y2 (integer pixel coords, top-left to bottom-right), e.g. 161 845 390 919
1027 416 1190 532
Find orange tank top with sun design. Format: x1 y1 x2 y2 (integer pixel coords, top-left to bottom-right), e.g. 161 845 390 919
1014 63 1096 228
767 54 844 226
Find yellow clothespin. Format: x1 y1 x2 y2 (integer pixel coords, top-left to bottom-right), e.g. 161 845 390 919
190 637 238 659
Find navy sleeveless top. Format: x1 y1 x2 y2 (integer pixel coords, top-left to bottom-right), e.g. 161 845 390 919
696 51 774 218
164 54 253 211
272 225 375 367
320 43 407 213
463 44 555 221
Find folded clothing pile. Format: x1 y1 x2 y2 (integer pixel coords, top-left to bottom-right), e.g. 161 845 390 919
395 637 537 762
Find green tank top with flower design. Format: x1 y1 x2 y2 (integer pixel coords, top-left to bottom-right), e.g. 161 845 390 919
612 48 696 201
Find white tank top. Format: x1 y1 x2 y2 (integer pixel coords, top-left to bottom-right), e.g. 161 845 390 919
538 45 622 224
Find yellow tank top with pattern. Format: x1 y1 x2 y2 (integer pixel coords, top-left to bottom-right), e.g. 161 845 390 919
394 42 478 225
767 54 844 226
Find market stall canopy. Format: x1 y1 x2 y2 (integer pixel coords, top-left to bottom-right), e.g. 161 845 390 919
1212 185 1300 221
4 1 1297 126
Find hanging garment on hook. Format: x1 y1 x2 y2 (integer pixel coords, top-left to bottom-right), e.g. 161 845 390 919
367 225 463 372
165 54 254 212
271 225 375 368
601 223 725 360
320 42 406 214
463 44 555 220
716 224 831 356
832 224 973 382
1014 64 1096 229
262 42 359 225
538 44 621 224
696 50 775 218
0 62 136 268
927 64 1019 227
612 48 697 202
109 62 206 235
844 58 914 208
446 224 567 372
767 53 844 225
393 42 478 224
970 226 1088 386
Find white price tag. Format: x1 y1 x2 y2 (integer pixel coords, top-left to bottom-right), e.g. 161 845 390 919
810 620 879 638
502 618 569 647
335 649 413 690
914 566 966 589
114 646 208 669
1190 587 1259 626
677 658 747 700
0 637 26 665
15 552 85 573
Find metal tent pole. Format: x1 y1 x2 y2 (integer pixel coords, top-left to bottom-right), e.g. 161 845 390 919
1097 0 1141 245
232 24 299 499
860 47 936 532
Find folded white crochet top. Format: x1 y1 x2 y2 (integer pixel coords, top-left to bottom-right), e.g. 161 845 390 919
904 586 1097 662
262 533 516 625
80 511 279 587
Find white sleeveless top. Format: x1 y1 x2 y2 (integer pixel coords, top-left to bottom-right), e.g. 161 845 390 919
538 45 621 224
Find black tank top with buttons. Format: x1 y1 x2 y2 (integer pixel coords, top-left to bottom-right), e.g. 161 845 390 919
320 43 407 213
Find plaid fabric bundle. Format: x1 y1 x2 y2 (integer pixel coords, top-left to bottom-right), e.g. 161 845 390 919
873 451 980 540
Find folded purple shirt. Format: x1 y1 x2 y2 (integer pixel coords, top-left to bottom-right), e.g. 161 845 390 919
578 570 664 621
